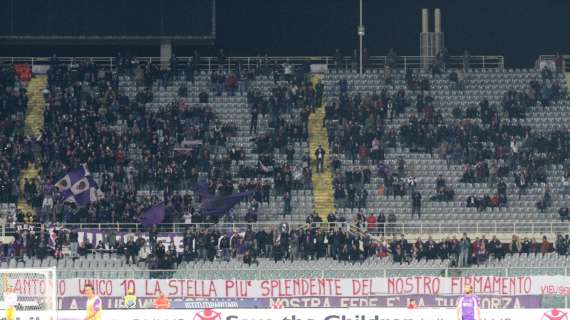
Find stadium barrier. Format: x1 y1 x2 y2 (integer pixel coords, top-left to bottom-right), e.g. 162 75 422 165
3 221 569 239
12 307 570 320
0 55 505 73
538 54 569 72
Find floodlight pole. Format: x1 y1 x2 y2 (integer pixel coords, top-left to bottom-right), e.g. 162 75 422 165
358 0 365 74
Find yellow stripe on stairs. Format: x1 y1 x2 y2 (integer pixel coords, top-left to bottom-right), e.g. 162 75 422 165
25 75 48 138
566 72 570 96
17 75 48 216
308 74 335 220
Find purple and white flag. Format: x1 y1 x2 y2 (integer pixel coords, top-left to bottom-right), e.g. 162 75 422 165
55 164 104 205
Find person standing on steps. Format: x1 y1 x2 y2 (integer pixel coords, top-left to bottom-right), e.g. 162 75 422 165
411 191 422 219
250 103 259 134
315 80 324 108
315 145 326 173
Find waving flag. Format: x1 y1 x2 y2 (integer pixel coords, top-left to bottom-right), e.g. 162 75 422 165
192 182 252 217
54 165 103 205
139 203 166 228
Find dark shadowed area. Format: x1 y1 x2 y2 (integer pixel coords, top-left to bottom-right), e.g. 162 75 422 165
2 0 570 67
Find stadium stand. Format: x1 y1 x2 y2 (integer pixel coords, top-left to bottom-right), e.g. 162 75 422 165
14 57 315 225
322 64 569 231
0 64 29 224
0 223 568 273
0 54 569 273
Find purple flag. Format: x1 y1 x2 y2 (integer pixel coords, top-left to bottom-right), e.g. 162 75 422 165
139 203 166 227
202 191 252 217
192 182 252 217
191 182 211 200
54 164 104 206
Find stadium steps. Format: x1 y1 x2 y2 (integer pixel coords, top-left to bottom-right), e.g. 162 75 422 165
17 75 48 216
24 75 47 138
17 164 40 215
308 75 335 219
566 71 570 95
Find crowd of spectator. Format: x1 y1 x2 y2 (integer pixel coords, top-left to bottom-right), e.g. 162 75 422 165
324 62 570 223
0 223 379 267
33 56 221 224
0 64 28 208
4 53 323 226
2 53 570 275
376 232 570 267
2 224 569 269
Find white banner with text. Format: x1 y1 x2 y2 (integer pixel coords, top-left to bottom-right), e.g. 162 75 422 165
9 275 570 298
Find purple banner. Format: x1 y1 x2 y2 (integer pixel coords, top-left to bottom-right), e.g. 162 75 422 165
58 295 543 310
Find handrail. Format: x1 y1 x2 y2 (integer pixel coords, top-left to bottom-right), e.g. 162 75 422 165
0 55 505 72
4 221 350 234
53 266 568 273
537 54 569 72
3 221 569 238
374 221 570 237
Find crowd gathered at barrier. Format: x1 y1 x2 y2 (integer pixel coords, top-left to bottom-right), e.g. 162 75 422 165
1 223 569 269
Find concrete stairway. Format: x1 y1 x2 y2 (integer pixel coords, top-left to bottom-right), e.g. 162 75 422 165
566 71 570 95
17 75 47 216
308 75 335 220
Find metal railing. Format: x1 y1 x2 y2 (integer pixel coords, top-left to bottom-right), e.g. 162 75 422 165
1 221 350 235
369 221 570 237
537 54 569 72
0 55 505 73
2 221 568 239
54 266 570 279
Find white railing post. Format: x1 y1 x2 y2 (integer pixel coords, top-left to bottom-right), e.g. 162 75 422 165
482 56 486 69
